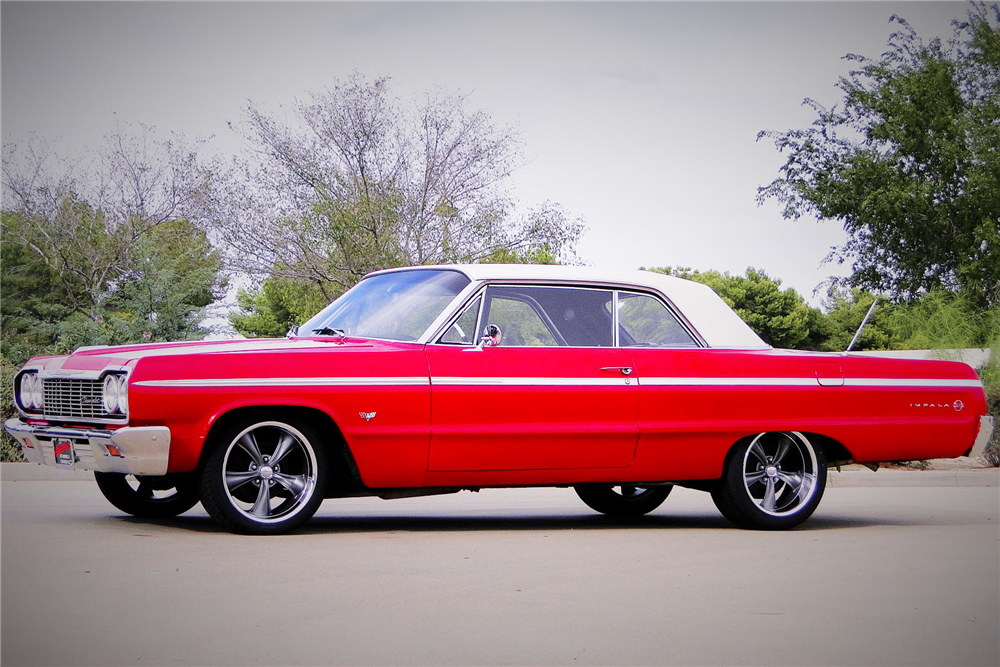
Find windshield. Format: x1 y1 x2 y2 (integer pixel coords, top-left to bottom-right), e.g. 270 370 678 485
299 269 470 342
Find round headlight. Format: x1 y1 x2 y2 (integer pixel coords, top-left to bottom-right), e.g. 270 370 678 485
18 374 31 409
30 374 44 410
19 373 37 410
118 376 129 415
102 375 120 414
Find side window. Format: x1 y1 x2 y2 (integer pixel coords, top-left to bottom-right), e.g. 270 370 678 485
440 295 482 345
617 292 698 347
480 286 614 347
486 295 559 346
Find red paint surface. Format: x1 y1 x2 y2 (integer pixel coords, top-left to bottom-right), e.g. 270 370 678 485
22 339 988 488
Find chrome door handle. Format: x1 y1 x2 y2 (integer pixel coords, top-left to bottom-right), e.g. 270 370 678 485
599 366 632 375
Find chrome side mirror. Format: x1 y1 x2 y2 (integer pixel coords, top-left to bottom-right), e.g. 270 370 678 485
477 324 502 349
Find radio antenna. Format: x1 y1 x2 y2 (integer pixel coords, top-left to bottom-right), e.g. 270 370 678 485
846 299 880 351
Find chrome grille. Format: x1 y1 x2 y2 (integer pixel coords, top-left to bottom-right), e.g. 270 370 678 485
42 378 111 420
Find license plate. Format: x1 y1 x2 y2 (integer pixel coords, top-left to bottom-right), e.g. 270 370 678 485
53 438 74 466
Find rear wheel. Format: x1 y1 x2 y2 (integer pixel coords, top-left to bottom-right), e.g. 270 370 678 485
711 431 826 530
94 471 200 518
574 484 672 516
200 419 328 534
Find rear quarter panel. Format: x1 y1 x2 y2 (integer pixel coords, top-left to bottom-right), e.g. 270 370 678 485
627 349 985 481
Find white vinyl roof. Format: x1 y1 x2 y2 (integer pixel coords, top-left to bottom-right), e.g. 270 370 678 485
371 264 770 349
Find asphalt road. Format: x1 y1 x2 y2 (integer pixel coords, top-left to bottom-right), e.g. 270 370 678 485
2 480 998 666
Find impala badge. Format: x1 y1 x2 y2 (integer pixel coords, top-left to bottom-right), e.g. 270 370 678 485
360 411 377 422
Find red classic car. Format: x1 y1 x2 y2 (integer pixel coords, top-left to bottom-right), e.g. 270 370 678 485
5 265 994 534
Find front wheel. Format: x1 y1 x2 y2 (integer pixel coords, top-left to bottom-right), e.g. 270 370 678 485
711 431 826 530
94 471 200 518
200 419 328 534
574 484 672 516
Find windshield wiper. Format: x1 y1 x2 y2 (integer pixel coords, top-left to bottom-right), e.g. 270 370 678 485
311 327 347 337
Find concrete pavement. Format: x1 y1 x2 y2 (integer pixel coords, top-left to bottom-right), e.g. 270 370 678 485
2 478 997 666
4 461 998 486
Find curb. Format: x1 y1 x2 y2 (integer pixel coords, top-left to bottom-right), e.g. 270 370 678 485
3 462 998 487
827 469 998 488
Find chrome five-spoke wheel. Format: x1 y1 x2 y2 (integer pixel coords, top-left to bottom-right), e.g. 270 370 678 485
712 431 827 530
201 419 327 534
575 483 673 516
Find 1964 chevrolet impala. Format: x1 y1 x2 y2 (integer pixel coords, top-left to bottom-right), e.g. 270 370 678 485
5 265 993 534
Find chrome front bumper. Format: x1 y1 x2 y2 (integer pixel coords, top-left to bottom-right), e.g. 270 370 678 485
967 415 995 458
4 418 171 476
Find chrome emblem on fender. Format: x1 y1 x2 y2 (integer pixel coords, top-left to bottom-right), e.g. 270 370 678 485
911 401 964 410
359 411 377 422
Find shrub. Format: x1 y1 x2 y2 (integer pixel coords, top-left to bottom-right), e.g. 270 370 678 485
1 355 24 462
979 338 1000 467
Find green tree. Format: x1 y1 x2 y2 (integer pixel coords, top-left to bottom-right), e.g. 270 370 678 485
3 127 215 317
1 128 226 461
479 242 559 265
0 211 77 362
98 219 226 342
758 3 1000 307
1 214 226 461
645 267 824 349
888 289 999 350
1 163 226 353
230 275 331 339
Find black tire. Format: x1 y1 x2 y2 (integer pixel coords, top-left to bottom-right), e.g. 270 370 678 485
200 418 328 535
711 431 827 530
94 471 200 519
574 483 673 516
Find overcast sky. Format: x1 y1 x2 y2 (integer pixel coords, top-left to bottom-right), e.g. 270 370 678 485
1 1 971 305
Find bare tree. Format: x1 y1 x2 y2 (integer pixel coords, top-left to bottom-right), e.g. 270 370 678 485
204 75 583 298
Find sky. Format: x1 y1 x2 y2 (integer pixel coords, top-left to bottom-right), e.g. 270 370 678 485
1 1 973 307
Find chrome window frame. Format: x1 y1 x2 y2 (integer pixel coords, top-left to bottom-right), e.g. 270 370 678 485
437 293 485 346
615 289 700 349
480 285 573 347
301 267 472 345
424 279 707 349
417 277 486 345
612 291 620 347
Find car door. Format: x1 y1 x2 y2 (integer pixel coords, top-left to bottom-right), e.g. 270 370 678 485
616 290 727 480
426 284 639 471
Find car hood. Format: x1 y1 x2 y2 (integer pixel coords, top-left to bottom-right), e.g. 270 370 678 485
31 337 392 373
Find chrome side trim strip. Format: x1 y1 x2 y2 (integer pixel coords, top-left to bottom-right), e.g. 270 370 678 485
133 377 431 388
134 376 982 390
431 377 635 387
842 378 983 388
140 376 637 388
642 377 817 387
640 377 983 389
